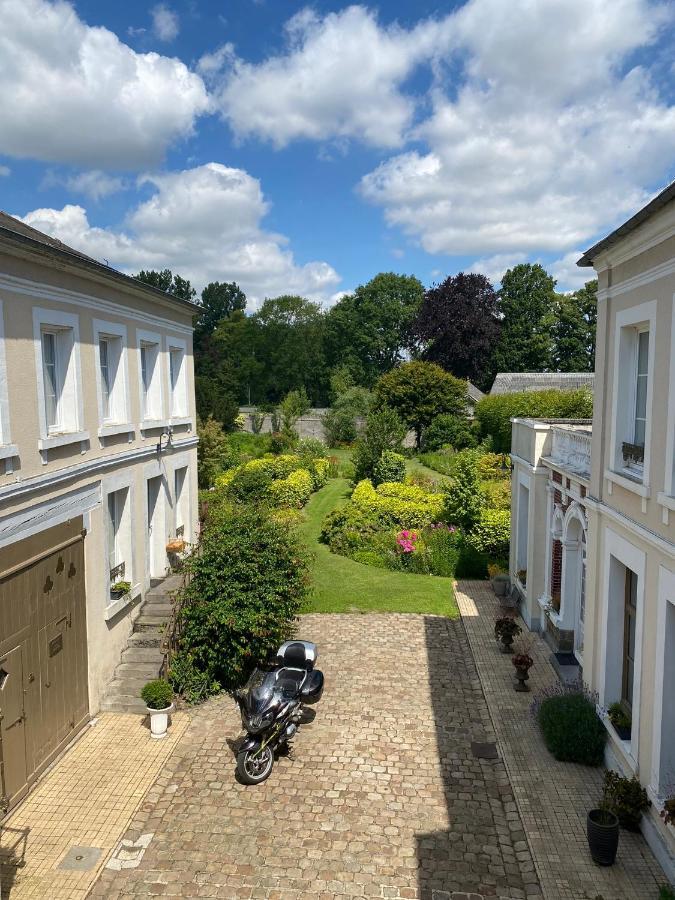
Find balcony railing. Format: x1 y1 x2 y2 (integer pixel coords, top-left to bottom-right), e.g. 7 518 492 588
549 425 592 478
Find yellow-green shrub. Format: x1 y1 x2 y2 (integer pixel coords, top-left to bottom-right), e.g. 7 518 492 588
267 468 313 508
476 452 507 481
215 469 236 488
482 479 511 511
351 479 446 527
310 458 329 490
467 508 511 557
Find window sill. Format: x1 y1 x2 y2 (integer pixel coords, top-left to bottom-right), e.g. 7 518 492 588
657 492 675 512
604 468 650 498
602 712 638 774
169 416 192 428
38 430 90 451
139 419 170 432
98 423 136 438
0 443 19 461
104 582 141 621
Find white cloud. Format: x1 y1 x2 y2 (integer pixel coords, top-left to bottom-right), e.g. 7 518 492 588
0 0 209 168
151 4 179 42
0 165 10 177
550 251 597 292
42 169 128 201
19 163 340 308
359 0 675 270
208 6 454 148
467 253 526 286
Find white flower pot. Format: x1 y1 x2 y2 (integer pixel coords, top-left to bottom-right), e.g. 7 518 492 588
147 703 174 739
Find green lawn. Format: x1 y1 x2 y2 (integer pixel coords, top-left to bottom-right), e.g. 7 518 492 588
299 478 458 616
404 455 451 484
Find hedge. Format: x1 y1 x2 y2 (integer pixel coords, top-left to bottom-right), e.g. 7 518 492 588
475 388 593 453
373 450 406 485
467 508 511 558
352 479 446 527
267 468 313 508
215 453 327 505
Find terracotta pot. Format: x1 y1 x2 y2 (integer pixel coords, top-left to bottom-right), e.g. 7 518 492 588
166 539 185 554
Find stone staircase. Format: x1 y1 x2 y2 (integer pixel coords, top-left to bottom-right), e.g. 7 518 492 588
100 574 183 713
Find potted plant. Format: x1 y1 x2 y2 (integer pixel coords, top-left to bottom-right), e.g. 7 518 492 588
166 538 186 554
488 563 510 597
511 636 535 692
602 770 650 831
110 580 131 602
517 568 527 587
660 794 675 828
141 679 174 739
607 702 632 741
494 616 522 653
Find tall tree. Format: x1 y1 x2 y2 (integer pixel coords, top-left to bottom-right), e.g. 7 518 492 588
195 282 246 348
491 263 556 376
134 268 197 303
551 280 598 372
374 361 468 447
325 273 424 386
412 272 501 392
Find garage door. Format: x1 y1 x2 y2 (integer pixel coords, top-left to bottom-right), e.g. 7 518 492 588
0 519 89 813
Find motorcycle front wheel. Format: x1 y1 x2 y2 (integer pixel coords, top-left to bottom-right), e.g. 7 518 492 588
236 746 274 784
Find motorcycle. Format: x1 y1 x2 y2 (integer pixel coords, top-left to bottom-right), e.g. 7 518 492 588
234 640 324 784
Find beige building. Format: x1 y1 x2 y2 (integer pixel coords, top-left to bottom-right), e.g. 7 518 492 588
510 181 675 878
0 213 198 812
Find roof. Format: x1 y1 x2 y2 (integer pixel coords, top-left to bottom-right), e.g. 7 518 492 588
578 179 675 267
466 381 485 403
490 372 594 395
0 210 198 313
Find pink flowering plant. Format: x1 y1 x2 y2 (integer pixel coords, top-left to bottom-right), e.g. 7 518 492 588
396 529 418 553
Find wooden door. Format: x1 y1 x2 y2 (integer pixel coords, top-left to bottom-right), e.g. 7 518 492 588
0 645 28 805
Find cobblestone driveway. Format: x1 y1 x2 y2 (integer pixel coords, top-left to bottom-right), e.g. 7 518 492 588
91 614 541 899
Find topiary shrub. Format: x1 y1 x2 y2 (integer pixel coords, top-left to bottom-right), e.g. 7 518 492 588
373 450 406 486
175 501 309 691
443 453 485 531
422 414 478 451
141 679 174 710
602 770 650 830
537 691 606 765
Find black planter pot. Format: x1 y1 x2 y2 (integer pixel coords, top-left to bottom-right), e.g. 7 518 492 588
587 809 619 866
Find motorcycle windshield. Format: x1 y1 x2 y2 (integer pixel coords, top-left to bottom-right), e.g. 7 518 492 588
243 669 279 716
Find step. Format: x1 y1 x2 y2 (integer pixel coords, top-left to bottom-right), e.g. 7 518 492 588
146 575 183 598
115 662 163 679
133 615 166 633
108 674 154 694
100 696 147 714
121 643 163 664
142 598 173 615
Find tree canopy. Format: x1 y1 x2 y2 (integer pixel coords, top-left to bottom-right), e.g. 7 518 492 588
492 263 556 375
551 280 597 372
134 268 197 303
413 272 501 391
374 361 468 446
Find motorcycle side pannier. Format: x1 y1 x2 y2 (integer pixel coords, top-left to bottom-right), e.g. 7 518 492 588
300 669 324 704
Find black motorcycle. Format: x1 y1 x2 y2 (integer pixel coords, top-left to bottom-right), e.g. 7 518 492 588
235 640 324 784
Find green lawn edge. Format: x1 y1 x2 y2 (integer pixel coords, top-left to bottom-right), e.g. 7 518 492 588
299 477 458 617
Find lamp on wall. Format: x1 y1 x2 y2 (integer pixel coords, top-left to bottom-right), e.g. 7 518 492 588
157 426 173 455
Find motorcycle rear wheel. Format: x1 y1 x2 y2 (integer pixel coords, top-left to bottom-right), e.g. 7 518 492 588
236 746 274 784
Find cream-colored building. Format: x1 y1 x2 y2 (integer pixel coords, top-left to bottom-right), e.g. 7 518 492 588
510 182 675 878
0 213 198 811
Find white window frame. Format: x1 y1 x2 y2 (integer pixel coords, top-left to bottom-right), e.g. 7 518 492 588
165 335 188 421
102 470 140 620
607 300 656 492
174 465 188 537
92 319 133 438
0 300 18 469
658 294 675 513
650 565 675 800
136 328 165 428
32 307 87 451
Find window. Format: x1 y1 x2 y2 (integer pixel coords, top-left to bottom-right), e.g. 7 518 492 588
138 336 162 421
93 320 131 433
622 569 638 710
633 330 649 449
33 308 84 446
167 340 188 419
99 338 111 419
174 466 187 536
107 487 128 580
42 331 59 429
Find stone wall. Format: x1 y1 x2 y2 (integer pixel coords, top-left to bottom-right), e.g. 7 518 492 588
238 407 417 447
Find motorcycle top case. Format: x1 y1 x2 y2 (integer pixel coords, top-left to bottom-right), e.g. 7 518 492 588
300 669 324 704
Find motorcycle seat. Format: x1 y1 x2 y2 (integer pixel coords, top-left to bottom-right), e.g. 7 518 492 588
275 668 305 697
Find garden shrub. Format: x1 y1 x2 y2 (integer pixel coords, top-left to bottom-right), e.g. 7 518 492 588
225 463 274 503
443 453 485 531
168 652 220 705
295 437 328 460
140 679 174 709
422 414 478 451
468 508 511 558
267 468 313 507
373 450 406 485
323 406 359 445
454 537 490 578
482 479 511 511
476 452 508 480
537 692 606 765
309 457 330 490
176 501 309 691
351 549 388 569
474 388 593 453
352 479 446 527
352 406 406 482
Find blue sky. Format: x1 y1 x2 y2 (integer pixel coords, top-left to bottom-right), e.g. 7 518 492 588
1 0 674 308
